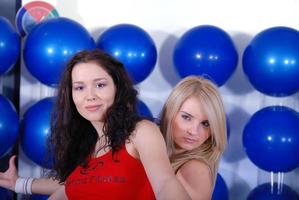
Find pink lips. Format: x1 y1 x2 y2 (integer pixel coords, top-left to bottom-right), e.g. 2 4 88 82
85 105 101 112
183 137 198 144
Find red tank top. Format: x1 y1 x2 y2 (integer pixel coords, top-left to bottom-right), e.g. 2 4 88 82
65 147 156 200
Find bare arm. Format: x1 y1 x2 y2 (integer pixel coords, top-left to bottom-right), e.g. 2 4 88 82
132 120 191 200
0 155 61 195
48 185 68 200
31 178 62 195
176 160 213 200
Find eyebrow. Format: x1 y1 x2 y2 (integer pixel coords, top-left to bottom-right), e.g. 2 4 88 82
180 111 194 118
72 78 107 84
180 110 209 122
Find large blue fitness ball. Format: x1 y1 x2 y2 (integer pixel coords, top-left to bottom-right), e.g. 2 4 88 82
0 16 20 75
243 26 299 96
0 187 13 200
137 99 153 120
0 95 19 158
212 173 229 200
97 24 157 84
173 25 238 86
243 106 299 172
21 97 55 169
247 183 299 200
24 17 95 87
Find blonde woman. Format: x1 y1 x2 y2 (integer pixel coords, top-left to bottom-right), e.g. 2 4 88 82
160 76 227 199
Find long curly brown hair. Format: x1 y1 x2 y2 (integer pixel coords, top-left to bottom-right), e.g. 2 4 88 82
49 49 141 183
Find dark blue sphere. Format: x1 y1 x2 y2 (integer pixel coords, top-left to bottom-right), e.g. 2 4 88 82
0 95 19 158
97 24 157 84
212 173 229 200
243 106 299 172
0 187 13 200
24 17 95 86
243 26 299 96
29 194 49 200
0 16 20 75
21 97 55 169
173 25 238 86
137 99 153 120
247 183 299 200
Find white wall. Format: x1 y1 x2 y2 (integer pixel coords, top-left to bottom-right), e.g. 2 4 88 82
20 0 299 199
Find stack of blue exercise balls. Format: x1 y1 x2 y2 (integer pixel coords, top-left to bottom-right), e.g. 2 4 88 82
242 26 299 172
173 25 238 86
242 26 299 197
0 16 20 159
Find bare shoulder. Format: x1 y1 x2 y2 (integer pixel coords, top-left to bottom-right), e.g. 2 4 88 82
176 160 213 199
179 159 211 176
132 119 161 139
130 119 165 154
136 119 159 131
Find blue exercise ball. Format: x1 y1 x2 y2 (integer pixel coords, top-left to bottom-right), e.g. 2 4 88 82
97 24 157 84
226 115 230 141
0 187 13 200
21 97 55 169
247 183 299 200
0 95 19 158
212 173 229 200
29 194 49 200
0 16 20 75
24 17 96 87
243 26 299 96
173 25 238 86
243 106 299 172
137 99 153 120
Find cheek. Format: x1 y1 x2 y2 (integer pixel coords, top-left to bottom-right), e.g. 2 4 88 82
72 94 83 111
201 130 211 142
172 119 185 138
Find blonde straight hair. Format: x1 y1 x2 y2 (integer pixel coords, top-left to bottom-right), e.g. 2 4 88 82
160 76 227 185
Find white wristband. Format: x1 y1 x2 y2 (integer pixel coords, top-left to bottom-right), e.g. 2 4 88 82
15 177 34 194
26 178 34 195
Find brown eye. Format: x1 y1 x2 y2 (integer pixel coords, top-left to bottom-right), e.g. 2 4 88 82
96 83 106 88
201 120 210 127
73 86 84 91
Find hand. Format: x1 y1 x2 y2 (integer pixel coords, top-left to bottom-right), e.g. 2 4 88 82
0 155 18 191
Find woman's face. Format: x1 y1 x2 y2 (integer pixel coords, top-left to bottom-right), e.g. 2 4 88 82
71 61 116 122
172 96 211 152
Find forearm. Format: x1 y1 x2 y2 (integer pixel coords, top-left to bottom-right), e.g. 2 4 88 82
157 177 191 200
31 178 62 195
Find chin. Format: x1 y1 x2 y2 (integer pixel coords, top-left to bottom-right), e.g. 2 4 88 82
176 144 196 152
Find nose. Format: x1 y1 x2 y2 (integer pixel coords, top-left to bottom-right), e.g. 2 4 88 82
187 123 200 136
86 88 97 101
87 97 96 101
